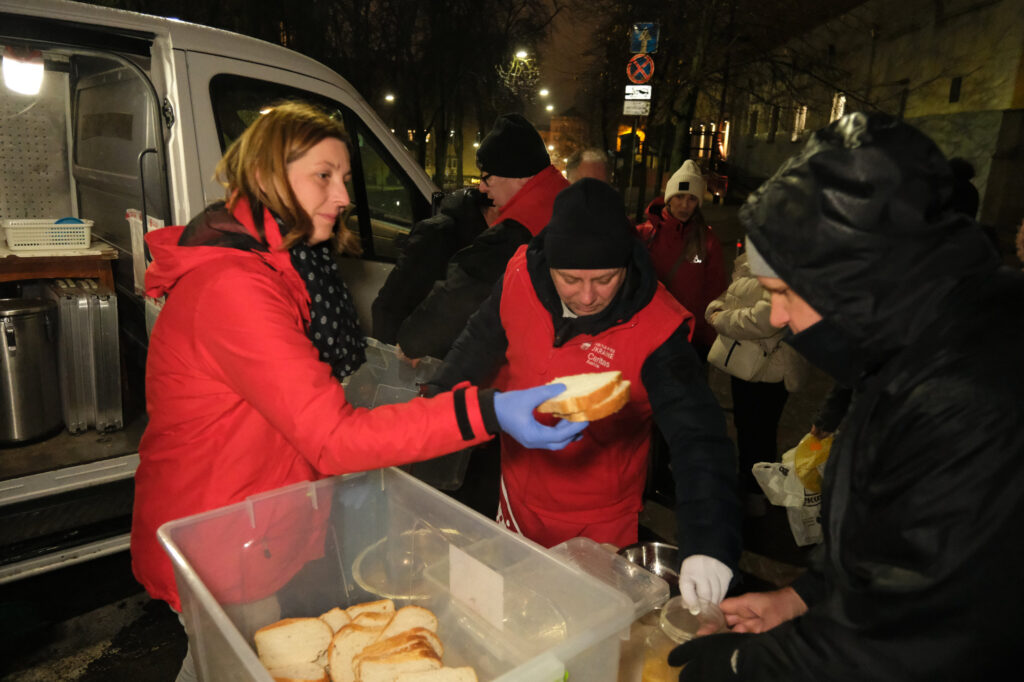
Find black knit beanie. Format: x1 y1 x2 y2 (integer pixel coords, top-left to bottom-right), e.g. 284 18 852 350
476 113 550 178
544 178 635 269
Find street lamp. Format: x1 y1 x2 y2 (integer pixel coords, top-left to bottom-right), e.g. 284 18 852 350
545 104 554 112
539 88 549 97
515 49 528 60
384 93 395 102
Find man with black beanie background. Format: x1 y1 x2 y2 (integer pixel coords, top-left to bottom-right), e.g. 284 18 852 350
426 178 742 608
395 113 568 363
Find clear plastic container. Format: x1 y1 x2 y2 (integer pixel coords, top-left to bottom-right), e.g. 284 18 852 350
641 596 726 682
158 468 657 682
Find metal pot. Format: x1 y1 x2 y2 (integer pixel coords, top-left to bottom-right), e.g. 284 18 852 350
618 541 681 597
0 297 62 444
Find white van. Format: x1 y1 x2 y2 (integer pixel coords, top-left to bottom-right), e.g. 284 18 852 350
0 0 437 581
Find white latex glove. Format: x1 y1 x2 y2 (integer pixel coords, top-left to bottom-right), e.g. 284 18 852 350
679 554 733 608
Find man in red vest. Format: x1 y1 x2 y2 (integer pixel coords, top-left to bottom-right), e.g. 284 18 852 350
427 178 741 607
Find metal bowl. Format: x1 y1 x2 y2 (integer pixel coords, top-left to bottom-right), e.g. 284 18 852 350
617 541 681 596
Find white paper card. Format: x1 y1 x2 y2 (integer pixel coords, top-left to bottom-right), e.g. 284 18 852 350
449 544 504 630
126 209 165 295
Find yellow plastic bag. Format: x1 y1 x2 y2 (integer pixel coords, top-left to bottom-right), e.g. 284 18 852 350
751 432 834 546
792 433 833 493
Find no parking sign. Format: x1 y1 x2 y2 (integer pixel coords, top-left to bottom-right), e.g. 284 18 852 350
626 54 654 84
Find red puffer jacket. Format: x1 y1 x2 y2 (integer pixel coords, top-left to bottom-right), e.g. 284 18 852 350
132 199 494 610
636 198 726 350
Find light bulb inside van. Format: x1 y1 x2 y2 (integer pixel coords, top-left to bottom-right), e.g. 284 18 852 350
3 47 44 96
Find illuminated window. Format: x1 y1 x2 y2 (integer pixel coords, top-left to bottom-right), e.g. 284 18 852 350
791 106 807 142
830 92 846 122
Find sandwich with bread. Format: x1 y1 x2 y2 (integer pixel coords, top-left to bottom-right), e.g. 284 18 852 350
536 370 630 422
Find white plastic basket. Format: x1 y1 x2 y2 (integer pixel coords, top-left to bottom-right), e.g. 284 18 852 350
2 218 93 251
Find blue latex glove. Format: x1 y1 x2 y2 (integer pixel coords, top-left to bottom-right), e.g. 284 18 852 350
494 383 588 450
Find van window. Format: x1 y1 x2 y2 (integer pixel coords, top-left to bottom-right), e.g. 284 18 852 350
208 74 426 260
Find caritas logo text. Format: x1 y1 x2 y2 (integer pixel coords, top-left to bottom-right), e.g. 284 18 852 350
580 341 616 369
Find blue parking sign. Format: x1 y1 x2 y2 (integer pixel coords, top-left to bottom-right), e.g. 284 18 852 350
631 22 659 54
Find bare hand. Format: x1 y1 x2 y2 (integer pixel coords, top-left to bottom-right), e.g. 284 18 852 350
809 425 832 440
395 345 420 368
720 587 808 633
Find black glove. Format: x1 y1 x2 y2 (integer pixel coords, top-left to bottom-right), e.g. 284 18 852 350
668 632 754 681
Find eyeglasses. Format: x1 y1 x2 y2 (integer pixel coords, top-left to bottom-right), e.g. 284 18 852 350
479 172 493 186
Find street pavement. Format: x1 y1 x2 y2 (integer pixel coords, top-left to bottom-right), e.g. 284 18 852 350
1 199 832 681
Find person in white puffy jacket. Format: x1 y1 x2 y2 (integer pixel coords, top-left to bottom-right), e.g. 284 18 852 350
705 252 809 516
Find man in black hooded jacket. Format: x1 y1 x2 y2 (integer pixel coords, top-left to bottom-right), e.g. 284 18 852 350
668 113 1024 679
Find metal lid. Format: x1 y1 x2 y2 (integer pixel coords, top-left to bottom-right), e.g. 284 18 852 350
0 297 56 317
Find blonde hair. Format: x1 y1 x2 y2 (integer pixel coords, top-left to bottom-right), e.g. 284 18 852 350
215 101 361 255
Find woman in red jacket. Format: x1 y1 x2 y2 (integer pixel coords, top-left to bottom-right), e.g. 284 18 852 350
131 102 585 682
636 160 727 359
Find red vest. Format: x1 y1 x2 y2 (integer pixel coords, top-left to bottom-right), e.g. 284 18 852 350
495 247 691 545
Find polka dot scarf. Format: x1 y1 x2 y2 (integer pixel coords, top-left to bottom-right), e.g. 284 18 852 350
290 242 366 381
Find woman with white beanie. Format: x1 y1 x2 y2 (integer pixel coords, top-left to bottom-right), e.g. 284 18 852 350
637 160 727 359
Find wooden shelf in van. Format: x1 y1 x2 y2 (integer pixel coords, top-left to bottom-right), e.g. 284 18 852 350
0 247 117 291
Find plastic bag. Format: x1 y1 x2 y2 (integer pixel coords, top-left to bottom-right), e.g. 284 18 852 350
342 339 470 490
751 433 833 546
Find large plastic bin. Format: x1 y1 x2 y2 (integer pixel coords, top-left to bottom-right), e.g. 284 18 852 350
158 468 665 682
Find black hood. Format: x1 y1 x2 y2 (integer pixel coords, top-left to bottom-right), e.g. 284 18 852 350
740 113 999 369
524 228 661 346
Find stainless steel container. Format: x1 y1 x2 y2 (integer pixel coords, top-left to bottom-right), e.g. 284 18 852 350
1 297 62 443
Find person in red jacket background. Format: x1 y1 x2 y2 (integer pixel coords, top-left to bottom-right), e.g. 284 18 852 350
637 159 727 359
132 102 586 682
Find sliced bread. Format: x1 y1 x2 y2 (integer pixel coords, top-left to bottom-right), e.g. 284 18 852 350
396 667 479 682
352 611 393 629
376 605 438 641
356 644 441 682
319 607 351 633
327 623 387 682
254 617 333 671
266 661 329 682
537 371 622 415
555 379 630 422
345 598 395 621
356 628 444 665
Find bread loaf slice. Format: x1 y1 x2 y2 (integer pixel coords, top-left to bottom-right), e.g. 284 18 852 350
537 371 622 415
356 628 443 666
319 607 351 633
356 643 441 682
376 605 438 641
352 611 393 629
345 599 395 621
327 623 387 682
254 617 333 671
266 662 329 682
396 667 479 682
554 380 630 422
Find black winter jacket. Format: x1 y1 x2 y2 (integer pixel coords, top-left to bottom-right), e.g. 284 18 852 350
731 114 1024 680
370 188 489 344
396 220 531 360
